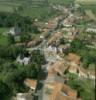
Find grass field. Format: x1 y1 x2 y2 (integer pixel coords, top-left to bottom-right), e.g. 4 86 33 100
0 28 9 34
0 0 96 20
75 0 96 5
0 0 74 20
85 10 96 21
82 5 96 15
0 34 8 46
0 28 9 46
49 0 74 5
75 0 96 18
20 7 61 20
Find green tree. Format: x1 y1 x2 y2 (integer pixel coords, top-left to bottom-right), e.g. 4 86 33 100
20 33 31 42
7 34 15 44
0 80 12 100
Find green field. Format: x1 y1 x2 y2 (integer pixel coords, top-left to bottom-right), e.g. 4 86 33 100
82 5 96 15
76 0 96 5
75 0 96 15
0 28 9 33
0 28 9 46
85 10 96 21
49 0 74 5
0 35 8 46
0 0 96 20
0 0 74 20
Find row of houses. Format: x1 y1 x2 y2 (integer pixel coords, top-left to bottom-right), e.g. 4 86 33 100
86 28 96 33
15 52 95 100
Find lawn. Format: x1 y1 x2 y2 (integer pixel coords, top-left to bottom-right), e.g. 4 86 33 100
0 28 9 34
0 34 9 46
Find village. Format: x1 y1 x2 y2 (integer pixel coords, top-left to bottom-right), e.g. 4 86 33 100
9 3 96 100
0 0 95 100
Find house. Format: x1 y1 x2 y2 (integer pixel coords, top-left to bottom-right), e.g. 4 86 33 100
62 16 75 28
41 61 80 100
27 38 42 47
67 62 79 74
86 28 96 33
44 17 60 30
64 62 94 79
61 27 78 42
78 68 88 79
87 70 95 80
62 19 72 27
67 53 81 65
47 45 57 53
46 61 69 81
9 26 21 36
24 78 37 91
16 93 33 100
48 31 63 45
63 61 88 78
43 82 78 100
16 55 30 65
52 61 68 76
58 44 70 53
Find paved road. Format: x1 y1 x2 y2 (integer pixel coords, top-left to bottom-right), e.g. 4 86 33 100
33 66 48 100
33 16 65 100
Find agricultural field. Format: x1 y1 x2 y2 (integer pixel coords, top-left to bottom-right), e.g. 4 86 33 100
0 0 75 20
75 0 96 5
0 1 55 20
49 0 75 5
75 0 96 20
85 10 96 21
82 5 96 15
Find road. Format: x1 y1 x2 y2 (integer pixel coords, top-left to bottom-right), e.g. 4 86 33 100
32 16 65 100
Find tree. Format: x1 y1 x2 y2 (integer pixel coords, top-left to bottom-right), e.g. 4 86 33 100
0 80 12 100
70 39 85 53
20 33 31 42
7 34 15 44
60 37 66 44
31 50 46 66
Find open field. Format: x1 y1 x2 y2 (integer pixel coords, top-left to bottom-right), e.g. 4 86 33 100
0 4 13 12
49 0 74 5
75 0 96 17
75 0 96 5
0 0 64 20
85 10 96 21
0 0 96 20
0 28 9 33
0 28 9 46
82 5 96 15
0 34 8 46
